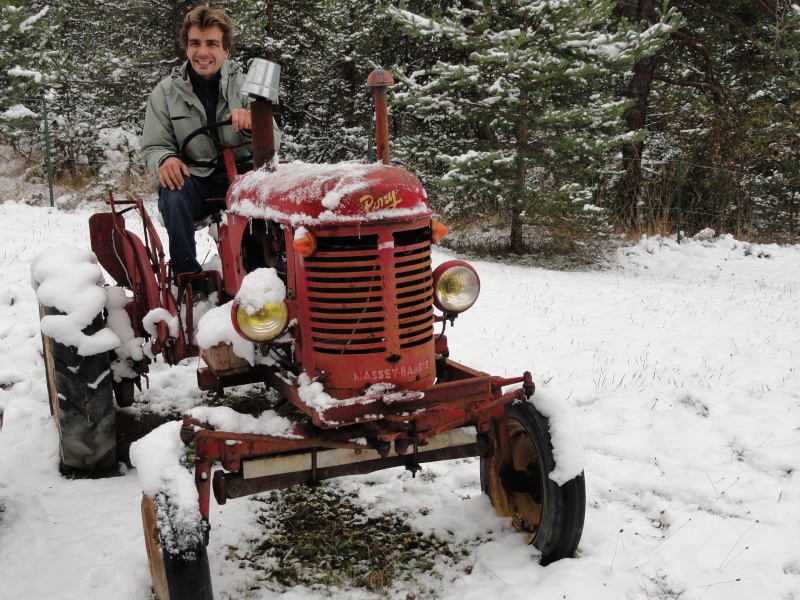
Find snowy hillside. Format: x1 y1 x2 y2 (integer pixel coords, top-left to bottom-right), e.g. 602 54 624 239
0 200 798 600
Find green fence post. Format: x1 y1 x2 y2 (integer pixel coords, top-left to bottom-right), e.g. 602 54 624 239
43 93 55 208
676 159 682 244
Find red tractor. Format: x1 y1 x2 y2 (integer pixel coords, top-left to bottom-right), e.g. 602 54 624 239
34 61 585 600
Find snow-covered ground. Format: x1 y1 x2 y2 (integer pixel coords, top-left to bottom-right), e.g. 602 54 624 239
0 198 798 600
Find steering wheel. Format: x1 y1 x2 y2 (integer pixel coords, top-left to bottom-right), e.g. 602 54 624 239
179 119 253 168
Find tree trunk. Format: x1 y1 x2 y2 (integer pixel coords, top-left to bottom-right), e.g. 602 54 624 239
617 0 659 229
511 118 528 254
510 208 524 253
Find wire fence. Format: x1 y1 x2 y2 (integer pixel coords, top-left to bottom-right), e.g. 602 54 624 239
2 94 145 206
616 158 799 245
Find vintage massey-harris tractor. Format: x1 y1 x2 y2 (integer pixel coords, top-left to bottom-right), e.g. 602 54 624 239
33 60 585 600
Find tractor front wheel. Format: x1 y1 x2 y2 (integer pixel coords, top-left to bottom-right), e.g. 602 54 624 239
141 494 214 600
480 401 585 565
39 303 116 472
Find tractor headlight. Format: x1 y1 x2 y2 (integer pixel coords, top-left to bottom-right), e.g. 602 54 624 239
232 268 288 342
432 261 480 314
232 299 288 342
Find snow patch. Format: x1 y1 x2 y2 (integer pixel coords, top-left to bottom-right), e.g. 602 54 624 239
142 307 179 340
235 268 286 314
129 421 203 555
529 387 585 485
196 301 256 366
186 406 299 438
30 247 121 356
2 104 37 119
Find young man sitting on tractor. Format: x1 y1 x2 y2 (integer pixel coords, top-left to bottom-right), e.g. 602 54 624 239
140 5 280 295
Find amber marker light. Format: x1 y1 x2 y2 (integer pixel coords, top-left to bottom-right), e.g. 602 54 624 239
293 229 317 257
431 218 449 243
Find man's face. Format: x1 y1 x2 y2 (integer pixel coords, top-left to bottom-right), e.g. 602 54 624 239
186 25 229 79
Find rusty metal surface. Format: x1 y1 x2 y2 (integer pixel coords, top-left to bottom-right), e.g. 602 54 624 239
295 220 436 399
196 359 509 431
188 362 530 518
89 201 173 357
242 427 478 479
506 416 544 532
89 194 202 367
366 69 394 88
366 69 394 165
373 86 390 165
214 442 481 502
251 98 275 171
221 141 239 183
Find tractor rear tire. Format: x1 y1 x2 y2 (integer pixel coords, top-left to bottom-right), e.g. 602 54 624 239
39 303 117 472
142 494 214 600
480 401 585 565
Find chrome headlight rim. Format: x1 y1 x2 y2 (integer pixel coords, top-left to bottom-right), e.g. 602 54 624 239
231 298 289 342
432 260 481 314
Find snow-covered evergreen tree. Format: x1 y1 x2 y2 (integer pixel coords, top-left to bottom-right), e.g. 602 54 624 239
391 0 683 252
0 2 62 157
235 0 390 163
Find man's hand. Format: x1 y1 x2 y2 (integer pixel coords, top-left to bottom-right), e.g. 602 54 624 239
228 108 251 132
158 156 190 190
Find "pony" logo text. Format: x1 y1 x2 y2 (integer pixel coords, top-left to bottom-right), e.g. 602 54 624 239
359 190 402 213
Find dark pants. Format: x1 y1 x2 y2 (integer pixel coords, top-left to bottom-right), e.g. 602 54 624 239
158 176 228 277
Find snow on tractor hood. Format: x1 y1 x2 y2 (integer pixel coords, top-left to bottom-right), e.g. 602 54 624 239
226 161 432 227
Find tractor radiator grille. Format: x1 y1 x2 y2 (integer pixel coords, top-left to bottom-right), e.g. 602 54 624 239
304 228 433 355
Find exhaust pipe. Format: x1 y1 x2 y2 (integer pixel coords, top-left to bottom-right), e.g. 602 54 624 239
366 69 394 165
242 59 281 170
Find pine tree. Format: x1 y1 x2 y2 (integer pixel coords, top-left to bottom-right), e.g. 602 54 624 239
234 0 393 163
2 0 172 185
0 2 62 158
391 0 683 252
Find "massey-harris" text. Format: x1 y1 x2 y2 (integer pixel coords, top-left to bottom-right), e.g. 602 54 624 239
353 360 430 381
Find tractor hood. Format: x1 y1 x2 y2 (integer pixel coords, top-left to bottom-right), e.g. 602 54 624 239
226 161 431 226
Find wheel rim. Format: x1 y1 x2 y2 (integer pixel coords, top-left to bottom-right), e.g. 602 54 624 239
489 417 545 539
39 304 59 420
507 417 545 534
141 495 170 600
42 336 60 421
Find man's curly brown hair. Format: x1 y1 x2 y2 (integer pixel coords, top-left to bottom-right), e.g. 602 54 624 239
181 6 234 52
